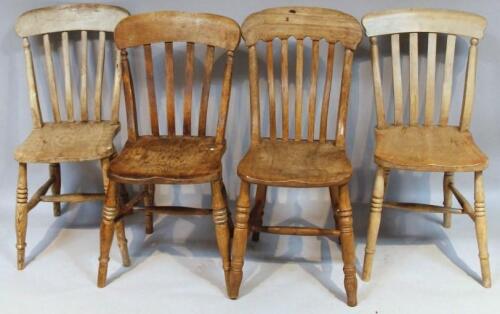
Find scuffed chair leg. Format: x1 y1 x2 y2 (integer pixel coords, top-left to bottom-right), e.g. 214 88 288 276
443 172 453 228
145 184 155 234
211 180 232 292
97 181 119 288
474 171 491 288
362 167 386 282
251 184 267 242
15 163 28 270
228 180 251 299
338 184 358 307
50 163 61 217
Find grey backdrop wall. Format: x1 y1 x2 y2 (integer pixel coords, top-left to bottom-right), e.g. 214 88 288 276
1 0 500 235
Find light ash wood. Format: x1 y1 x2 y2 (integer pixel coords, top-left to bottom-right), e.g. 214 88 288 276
14 4 129 271
362 8 491 288
98 12 240 292
231 7 361 306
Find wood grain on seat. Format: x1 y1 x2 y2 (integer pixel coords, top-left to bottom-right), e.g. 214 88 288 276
375 126 487 172
238 139 352 187
109 136 224 184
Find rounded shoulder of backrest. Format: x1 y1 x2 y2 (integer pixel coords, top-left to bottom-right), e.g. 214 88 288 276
241 6 362 49
16 3 130 37
115 11 241 51
362 8 486 39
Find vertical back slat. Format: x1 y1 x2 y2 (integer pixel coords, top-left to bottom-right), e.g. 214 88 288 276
307 40 320 142
144 44 159 136
280 39 289 140
319 42 335 143
121 50 138 141
370 37 386 128
409 33 419 125
165 42 176 135
183 42 194 135
22 38 43 128
391 34 403 125
336 49 354 148
80 31 88 121
199 45 215 136
249 45 261 144
215 51 234 144
460 39 479 131
94 31 106 121
43 34 61 122
61 32 74 121
111 47 122 123
424 33 437 126
266 41 277 140
439 35 456 126
295 39 304 141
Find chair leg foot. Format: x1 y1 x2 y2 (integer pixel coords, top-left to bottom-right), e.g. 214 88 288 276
15 163 28 271
97 181 118 288
115 220 131 267
474 171 491 288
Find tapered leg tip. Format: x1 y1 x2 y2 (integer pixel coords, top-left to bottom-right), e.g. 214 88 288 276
347 299 358 307
251 233 260 242
17 263 24 271
361 272 371 282
483 279 492 288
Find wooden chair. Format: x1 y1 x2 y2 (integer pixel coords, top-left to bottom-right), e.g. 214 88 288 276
14 4 130 270
96 11 240 290
228 7 362 306
361 8 491 287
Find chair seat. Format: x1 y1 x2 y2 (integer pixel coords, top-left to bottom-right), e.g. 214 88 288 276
109 136 225 184
237 139 352 187
15 122 119 163
375 126 488 172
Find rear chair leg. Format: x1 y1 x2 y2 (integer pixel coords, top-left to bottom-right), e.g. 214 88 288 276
474 171 491 288
443 172 453 228
50 163 61 217
338 184 358 307
145 184 155 234
15 163 28 270
329 186 340 244
211 180 232 291
251 184 267 242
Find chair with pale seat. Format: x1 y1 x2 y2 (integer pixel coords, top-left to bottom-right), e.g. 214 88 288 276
96 11 240 292
228 7 362 307
361 8 491 288
14 4 130 270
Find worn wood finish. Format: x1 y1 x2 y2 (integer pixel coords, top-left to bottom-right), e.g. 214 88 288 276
99 12 240 291
362 8 491 288
231 7 361 306
14 4 129 270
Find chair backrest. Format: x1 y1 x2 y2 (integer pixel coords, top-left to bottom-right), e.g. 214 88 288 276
114 11 241 144
362 8 487 131
241 7 362 147
15 4 130 128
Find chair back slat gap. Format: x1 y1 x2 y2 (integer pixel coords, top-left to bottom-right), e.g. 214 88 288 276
22 38 43 128
80 31 88 121
144 44 159 136
183 42 194 135
43 34 61 122
306 40 320 142
319 42 335 143
199 45 215 136
280 39 289 140
391 34 403 125
295 39 304 141
165 42 176 135
61 32 74 121
94 31 106 121
439 34 456 126
424 33 437 126
409 33 419 125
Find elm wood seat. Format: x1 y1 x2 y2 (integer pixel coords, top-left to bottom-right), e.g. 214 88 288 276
375 126 487 172
15 122 119 163
96 11 240 293
109 136 225 184
229 7 362 307
237 139 352 187
13 4 130 271
361 8 491 288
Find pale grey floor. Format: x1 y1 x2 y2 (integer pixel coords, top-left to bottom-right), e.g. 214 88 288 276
0 195 498 314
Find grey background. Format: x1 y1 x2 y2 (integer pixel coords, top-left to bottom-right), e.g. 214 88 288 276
0 1 499 313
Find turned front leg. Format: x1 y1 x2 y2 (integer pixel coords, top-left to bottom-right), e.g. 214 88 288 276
338 184 358 307
211 180 231 292
228 180 251 299
474 171 491 288
15 163 28 270
97 181 118 288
